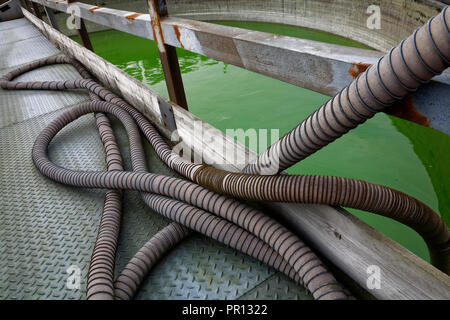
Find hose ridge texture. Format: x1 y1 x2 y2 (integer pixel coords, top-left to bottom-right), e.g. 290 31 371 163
31 99 348 300
88 68 125 299
243 6 450 175
193 167 450 270
1 58 348 299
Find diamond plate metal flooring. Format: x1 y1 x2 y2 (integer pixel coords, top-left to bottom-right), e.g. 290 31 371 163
0 17 28 31
0 63 91 128
0 19 59 70
0 17 312 300
0 23 42 45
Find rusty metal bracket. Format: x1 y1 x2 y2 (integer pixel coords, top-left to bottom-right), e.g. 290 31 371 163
158 97 177 132
43 5 59 31
30 0 42 19
67 0 93 51
148 0 188 121
22 0 32 12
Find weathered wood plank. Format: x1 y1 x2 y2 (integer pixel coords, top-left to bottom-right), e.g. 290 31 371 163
29 0 383 96
22 8 450 299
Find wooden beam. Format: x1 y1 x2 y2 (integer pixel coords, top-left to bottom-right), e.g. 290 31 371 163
22 7 450 300
25 0 384 96
147 0 188 110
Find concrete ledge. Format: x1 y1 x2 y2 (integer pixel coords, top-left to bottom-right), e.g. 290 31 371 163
167 0 445 52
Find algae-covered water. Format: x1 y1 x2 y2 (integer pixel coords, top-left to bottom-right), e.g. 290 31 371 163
74 21 450 262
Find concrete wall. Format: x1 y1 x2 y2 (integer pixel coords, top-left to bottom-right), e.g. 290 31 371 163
47 0 446 52
166 0 446 52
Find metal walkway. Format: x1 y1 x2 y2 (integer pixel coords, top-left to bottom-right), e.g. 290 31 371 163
0 17 312 300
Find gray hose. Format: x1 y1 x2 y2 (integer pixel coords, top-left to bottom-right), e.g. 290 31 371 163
6 58 445 272
30 99 348 300
243 6 449 175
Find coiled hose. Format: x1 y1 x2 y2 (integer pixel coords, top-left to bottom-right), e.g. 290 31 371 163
1 57 349 300
25 8 449 272
8 57 447 272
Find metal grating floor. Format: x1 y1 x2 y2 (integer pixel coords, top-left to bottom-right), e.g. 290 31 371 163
0 18 312 300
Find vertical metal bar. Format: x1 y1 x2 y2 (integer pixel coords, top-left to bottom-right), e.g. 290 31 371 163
67 0 93 51
43 6 59 31
31 1 42 19
147 0 188 110
76 19 94 51
22 0 32 12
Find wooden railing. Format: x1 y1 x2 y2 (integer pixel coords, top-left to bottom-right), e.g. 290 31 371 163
24 0 450 134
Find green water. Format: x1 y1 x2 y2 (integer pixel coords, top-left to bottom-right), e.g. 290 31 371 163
75 21 449 262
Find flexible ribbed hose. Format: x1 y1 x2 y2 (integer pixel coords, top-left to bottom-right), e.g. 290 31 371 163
243 6 449 175
193 167 450 271
114 222 192 300
84 79 348 299
4 52 447 273
29 99 347 300
83 85 450 273
86 112 123 300
6 61 447 273
0 55 194 300
0 55 351 298
89 85 344 299
116 193 346 300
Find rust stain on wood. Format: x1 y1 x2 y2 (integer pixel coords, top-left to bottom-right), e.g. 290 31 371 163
173 25 184 48
348 62 371 79
385 97 430 127
126 13 142 20
149 5 164 51
89 6 102 13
